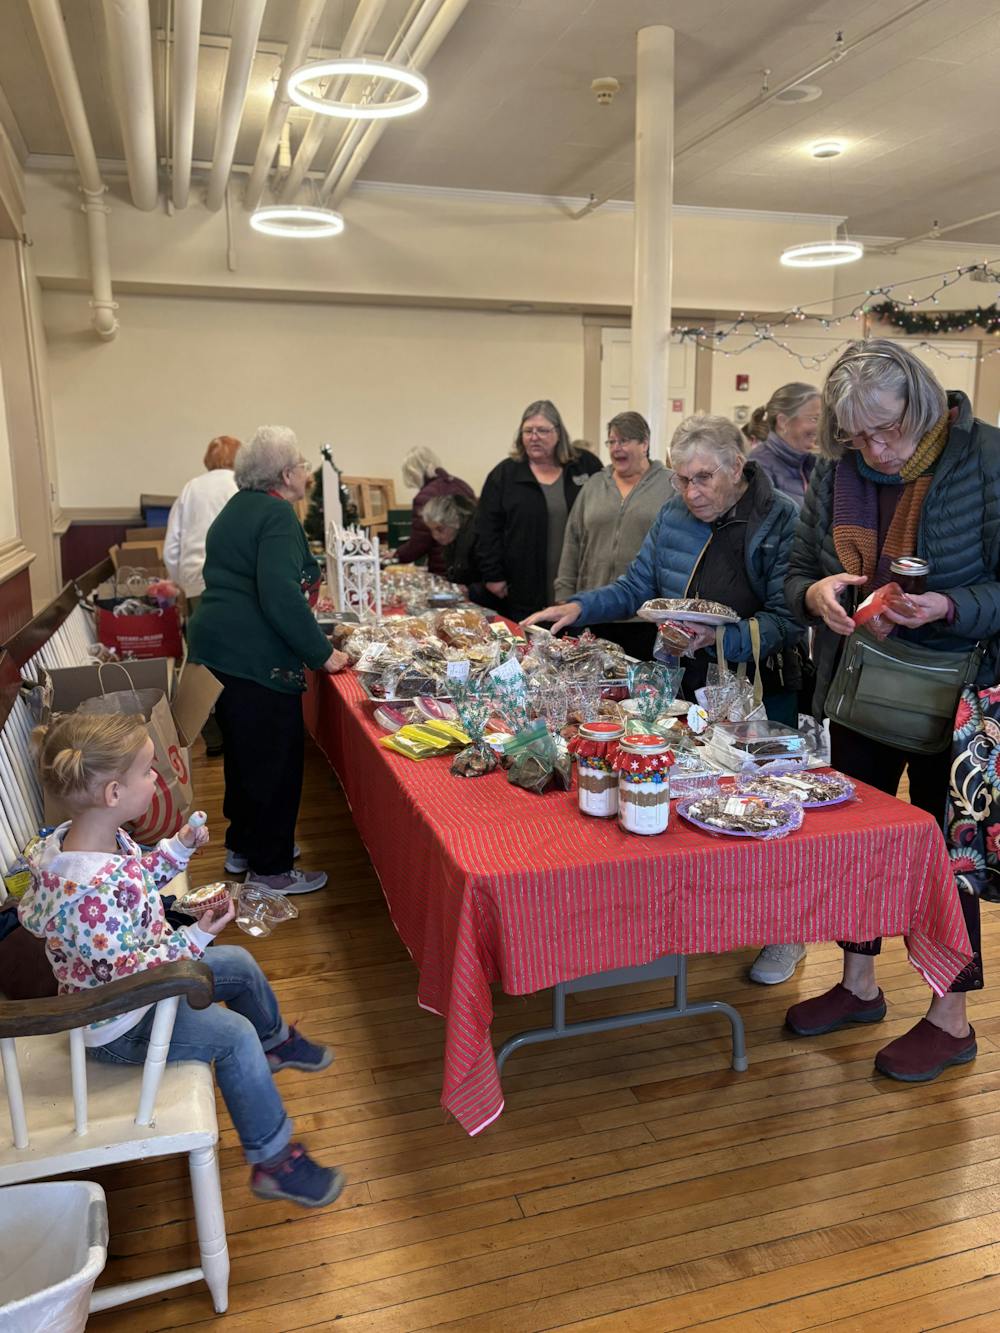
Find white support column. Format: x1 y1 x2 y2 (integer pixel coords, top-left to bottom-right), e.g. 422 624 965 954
630 25 674 461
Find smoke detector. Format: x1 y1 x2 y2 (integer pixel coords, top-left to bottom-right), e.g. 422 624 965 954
591 77 621 106
809 139 845 159
775 83 822 104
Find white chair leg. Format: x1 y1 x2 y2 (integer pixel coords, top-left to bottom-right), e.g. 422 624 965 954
188 1143 229 1313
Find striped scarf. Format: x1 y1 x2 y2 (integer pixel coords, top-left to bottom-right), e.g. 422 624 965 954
832 414 949 589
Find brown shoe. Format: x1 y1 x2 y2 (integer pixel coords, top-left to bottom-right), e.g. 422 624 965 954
785 983 886 1037
874 1018 977 1083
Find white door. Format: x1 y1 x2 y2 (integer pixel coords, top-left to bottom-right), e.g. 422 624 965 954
599 328 695 459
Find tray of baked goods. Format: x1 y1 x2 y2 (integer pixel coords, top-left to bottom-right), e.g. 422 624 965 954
636 597 740 627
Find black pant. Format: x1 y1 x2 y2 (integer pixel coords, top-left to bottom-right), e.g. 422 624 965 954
830 722 982 992
589 621 659 661
213 671 304 875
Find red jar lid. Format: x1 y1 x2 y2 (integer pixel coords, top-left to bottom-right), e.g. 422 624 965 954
620 734 668 753
579 720 625 740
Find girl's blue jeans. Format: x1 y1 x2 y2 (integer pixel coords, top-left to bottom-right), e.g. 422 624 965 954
88 945 292 1164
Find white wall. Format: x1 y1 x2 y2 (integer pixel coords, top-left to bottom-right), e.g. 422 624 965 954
43 291 584 508
0 352 17 541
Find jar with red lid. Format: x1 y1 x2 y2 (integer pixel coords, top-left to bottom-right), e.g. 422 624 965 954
568 720 624 818
612 734 674 835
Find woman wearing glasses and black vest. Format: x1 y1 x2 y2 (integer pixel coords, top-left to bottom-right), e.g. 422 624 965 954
784 338 1000 1082
476 399 602 622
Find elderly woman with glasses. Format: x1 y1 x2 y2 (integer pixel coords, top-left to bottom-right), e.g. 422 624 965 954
476 399 603 621
783 338 1000 1082
189 426 347 898
552 411 674 659
526 412 803 709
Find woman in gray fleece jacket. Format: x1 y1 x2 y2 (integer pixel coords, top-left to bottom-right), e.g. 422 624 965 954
554 411 673 658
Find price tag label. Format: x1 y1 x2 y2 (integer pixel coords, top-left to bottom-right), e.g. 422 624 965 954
355 642 388 673
723 797 748 817
446 659 471 681
490 655 525 684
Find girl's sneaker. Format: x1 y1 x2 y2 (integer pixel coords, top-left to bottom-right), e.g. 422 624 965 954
267 1026 333 1073
251 1144 345 1208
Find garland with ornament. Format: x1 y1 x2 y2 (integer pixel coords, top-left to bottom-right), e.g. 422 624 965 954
868 300 1000 336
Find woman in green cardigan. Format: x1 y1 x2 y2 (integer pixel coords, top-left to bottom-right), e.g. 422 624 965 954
189 426 347 895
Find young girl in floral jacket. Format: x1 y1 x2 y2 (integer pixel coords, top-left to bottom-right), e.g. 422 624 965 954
19 711 344 1209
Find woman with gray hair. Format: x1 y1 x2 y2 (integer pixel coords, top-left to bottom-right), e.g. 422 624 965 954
784 338 1000 1082
526 413 802 710
747 381 821 508
527 412 806 986
393 446 474 574
189 426 347 896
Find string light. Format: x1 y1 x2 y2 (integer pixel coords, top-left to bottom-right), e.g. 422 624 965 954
667 263 1000 370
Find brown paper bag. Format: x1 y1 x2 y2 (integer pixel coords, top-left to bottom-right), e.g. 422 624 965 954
77 686 192 842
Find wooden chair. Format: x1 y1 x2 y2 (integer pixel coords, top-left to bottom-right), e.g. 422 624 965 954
0 961 229 1316
340 476 397 536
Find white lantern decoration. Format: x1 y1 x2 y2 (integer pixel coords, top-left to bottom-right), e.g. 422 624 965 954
326 521 382 621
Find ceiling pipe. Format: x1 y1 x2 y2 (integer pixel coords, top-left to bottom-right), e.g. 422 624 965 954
101 0 158 210
170 0 202 209
280 0 394 204
26 0 118 338
571 0 939 220
313 0 440 203
243 0 327 212
205 0 267 211
869 209 1000 254
323 0 470 206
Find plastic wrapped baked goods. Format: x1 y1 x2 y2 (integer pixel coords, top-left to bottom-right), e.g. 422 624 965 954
637 597 739 624
677 793 803 839
737 770 856 808
706 719 810 770
435 608 491 648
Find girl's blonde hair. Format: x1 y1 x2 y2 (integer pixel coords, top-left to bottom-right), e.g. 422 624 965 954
34 713 150 805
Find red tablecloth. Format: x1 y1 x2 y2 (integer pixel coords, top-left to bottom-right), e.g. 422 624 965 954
305 671 972 1135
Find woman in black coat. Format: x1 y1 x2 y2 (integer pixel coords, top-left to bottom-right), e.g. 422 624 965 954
476 400 602 621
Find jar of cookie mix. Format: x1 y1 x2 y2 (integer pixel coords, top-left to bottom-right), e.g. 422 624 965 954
613 734 674 836
568 721 624 818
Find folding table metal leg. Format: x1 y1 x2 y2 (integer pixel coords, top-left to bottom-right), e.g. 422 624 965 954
495 955 748 1075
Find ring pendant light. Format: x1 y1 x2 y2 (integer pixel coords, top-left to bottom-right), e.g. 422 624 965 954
780 239 864 268
286 57 428 120
250 204 345 238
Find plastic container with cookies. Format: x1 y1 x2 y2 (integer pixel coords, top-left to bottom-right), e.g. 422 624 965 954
176 881 235 919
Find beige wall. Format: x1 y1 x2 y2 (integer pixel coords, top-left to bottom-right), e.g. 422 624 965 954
0 345 16 543
43 291 585 508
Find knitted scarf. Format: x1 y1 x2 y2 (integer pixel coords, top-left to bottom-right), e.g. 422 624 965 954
832 414 949 590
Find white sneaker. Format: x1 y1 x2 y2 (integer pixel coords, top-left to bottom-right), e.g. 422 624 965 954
749 943 807 985
225 844 300 875
246 869 327 895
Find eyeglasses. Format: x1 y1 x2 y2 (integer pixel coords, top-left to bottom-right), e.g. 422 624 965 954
523 425 556 437
606 437 641 448
671 463 723 493
833 417 905 450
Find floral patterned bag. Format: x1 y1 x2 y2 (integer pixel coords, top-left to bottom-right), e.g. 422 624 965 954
946 684 1000 902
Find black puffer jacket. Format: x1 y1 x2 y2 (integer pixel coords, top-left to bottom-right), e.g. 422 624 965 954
786 391 1000 718
476 450 603 620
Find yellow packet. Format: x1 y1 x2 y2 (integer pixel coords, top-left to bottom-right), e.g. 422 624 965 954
380 733 439 760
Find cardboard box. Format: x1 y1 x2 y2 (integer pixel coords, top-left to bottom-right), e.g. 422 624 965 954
126 526 167 543
110 541 166 574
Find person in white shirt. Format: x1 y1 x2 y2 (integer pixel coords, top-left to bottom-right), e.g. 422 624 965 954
164 435 241 602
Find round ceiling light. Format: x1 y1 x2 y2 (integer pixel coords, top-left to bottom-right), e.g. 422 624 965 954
249 205 345 238
286 58 429 119
809 139 845 159
774 83 822 104
780 240 864 268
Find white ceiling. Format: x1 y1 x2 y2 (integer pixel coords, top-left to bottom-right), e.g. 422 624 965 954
2 0 1000 242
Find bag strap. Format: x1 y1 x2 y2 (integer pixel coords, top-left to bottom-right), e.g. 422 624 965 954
715 621 764 709
96 660 142 708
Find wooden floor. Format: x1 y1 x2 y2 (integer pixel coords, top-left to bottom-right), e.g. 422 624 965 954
87 743 1000 1332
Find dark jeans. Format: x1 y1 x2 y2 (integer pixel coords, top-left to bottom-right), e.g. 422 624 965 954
830 722 982 992
213 671 304 875
589 621 659 661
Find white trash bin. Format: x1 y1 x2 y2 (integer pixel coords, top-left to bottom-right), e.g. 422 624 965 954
0 1181 108 1333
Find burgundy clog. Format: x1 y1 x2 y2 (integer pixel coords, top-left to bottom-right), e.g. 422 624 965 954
785 983 887 1037
874 1018 977 1083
